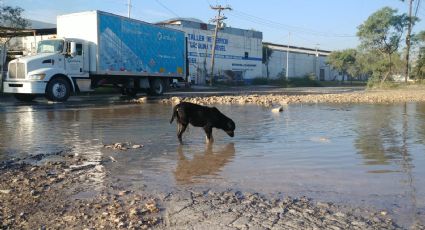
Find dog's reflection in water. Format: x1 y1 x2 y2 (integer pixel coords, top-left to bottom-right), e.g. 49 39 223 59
174 143 235 184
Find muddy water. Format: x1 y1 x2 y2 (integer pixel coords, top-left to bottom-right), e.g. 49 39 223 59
1 99 425 225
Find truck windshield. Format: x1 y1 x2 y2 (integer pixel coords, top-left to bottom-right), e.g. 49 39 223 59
37 40 64 54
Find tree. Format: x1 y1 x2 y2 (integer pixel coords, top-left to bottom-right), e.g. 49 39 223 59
0 6 29 81
327 49 357 82
262 45 273 78
357 7 410 85
412 31 425 79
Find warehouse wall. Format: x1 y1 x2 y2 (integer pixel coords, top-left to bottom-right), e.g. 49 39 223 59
262 44 340 81
163 21 263 84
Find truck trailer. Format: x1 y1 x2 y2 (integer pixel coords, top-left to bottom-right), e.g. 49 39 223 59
3 11 187 102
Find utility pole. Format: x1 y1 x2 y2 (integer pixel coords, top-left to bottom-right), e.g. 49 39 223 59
405 0 414 83
286 32 290 80
209 5 231 86
265 46 269 79
314 44 319 80
127 0 132 18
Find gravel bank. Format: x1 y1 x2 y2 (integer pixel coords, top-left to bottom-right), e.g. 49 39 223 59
157 88 425 106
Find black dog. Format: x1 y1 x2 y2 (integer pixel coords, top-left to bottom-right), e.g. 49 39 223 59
170 102 235 143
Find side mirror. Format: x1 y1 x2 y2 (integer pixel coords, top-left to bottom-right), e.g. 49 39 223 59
70 42 77 57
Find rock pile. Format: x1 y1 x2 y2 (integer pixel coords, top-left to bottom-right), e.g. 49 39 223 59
160 89 425 106
103 142 144 151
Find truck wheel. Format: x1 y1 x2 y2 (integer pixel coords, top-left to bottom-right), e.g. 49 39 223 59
46 78 71 102
14 94 37 102
121 88 138 97
148 79 165 96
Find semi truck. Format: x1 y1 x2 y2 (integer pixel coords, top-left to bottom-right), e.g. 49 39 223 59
3 11 187 102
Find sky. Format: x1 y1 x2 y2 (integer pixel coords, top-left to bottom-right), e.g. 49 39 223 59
2 0 425 51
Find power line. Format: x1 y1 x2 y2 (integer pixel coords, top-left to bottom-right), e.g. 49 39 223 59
228 9 356 38
228 13 355 50
205 0 213 8
414 0 421 17
400 0 425 18
290 33 347 50
155 0 179 17
417 1 425 17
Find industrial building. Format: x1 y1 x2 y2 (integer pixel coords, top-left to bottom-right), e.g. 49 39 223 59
263 42 340 81
157 18 263 84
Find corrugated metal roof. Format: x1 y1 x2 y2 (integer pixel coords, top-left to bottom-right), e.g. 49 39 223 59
263 42 331 56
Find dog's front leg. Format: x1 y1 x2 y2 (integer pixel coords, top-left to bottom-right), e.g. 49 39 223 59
203 126 214 143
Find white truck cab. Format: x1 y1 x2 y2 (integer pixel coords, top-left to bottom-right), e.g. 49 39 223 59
3 38 90 101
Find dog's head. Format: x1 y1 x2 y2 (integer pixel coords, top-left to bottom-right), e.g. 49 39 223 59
224 119 235 137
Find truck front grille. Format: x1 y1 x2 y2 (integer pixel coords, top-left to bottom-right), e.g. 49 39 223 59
8 62 26 79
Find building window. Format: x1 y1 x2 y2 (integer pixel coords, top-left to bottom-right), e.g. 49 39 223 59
200 23 207 30
244 52 249 59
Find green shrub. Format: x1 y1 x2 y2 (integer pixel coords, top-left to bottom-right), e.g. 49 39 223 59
305 73 317 81
287 77 321 87
366 76 380 88
366 77 403 89
251 77 269 85
251 76 322 87
269 78 288 87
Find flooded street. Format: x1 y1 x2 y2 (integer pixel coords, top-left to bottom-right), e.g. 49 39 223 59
1 95 425 227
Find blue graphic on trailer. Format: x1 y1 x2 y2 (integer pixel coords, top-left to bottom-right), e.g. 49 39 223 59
98 13 185 75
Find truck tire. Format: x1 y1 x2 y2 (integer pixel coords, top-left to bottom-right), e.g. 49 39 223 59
14 94 37 102
121 87 138 97
148 79 165 96
46 77 71 102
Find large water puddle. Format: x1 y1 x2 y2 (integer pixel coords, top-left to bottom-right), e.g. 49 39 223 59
1 99 424 225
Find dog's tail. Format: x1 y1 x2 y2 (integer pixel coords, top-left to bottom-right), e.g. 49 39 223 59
170 104 179 124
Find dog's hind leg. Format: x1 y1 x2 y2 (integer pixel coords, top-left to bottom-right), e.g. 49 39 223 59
177 123 188 143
